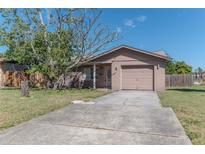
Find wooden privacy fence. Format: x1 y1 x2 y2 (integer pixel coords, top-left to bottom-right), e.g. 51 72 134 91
2 71 45 88
166 74 193 88
1 71 87 88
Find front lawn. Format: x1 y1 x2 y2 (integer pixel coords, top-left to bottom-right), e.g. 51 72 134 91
0 88 109 130
158 86 205 144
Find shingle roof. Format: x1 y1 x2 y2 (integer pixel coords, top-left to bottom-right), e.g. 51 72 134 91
88 45 170 62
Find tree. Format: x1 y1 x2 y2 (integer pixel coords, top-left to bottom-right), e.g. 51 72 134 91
195 67 203 73
0 9 118 89
175 61 192 74
165 60 176 74
165 60 192 74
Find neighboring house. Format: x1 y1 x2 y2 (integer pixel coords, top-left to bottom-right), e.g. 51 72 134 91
80 45 170 91
203 72 205 78
192 72 205 83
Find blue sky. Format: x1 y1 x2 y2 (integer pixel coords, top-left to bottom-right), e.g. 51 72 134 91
99 8 205 69
0 8 205 69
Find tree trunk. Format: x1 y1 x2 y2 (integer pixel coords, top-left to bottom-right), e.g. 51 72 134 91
21 80 29 97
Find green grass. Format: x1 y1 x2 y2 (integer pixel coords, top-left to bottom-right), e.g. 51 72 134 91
0 88 109 130
158 86 205 144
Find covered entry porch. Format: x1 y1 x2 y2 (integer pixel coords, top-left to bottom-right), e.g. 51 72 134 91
81 63 112 89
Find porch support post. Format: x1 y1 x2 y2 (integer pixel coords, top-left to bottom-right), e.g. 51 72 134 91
93 63 96 89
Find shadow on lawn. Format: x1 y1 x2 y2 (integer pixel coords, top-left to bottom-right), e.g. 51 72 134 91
168 88 205 93
0 87 20 90
0 87 41 91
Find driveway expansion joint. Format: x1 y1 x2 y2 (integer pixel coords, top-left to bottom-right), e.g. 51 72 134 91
53 123 188 139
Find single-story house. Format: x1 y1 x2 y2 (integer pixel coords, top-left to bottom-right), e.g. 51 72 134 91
80 45 170 91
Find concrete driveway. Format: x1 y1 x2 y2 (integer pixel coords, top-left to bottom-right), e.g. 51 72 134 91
0 91 191 145
94 91 161 107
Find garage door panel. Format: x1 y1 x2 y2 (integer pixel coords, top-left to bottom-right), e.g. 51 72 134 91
122 65 153 90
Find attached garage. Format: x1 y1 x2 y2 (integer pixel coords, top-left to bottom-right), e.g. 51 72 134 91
121 65 154 90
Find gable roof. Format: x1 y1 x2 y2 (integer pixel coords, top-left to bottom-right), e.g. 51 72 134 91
89 45 170 62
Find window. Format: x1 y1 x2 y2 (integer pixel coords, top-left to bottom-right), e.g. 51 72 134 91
83 67 93 80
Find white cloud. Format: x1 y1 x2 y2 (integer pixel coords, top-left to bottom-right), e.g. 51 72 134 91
136 15 147 22
116 27 122 33
124 15 147 28
124 19 136 28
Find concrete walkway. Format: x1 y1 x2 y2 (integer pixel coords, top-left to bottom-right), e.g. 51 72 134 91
0 91 191 145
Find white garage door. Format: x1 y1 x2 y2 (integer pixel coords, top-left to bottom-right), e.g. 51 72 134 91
122 65 154 90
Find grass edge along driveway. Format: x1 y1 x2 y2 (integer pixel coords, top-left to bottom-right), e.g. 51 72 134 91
158 86 205 145
0 88 109 130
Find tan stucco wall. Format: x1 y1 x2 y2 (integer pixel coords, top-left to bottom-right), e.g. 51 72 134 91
154 64 166 91
92 48 166 91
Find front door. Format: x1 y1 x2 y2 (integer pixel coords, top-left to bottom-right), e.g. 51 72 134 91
104 66 111 88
